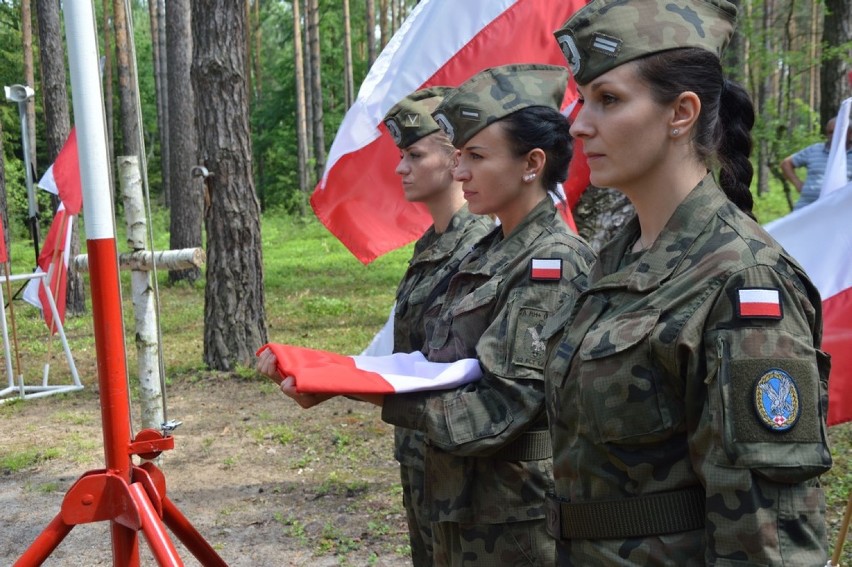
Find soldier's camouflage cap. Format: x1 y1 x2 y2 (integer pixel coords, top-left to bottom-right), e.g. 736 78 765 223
554 0 737 86
431 64 568 148
383 86 451 149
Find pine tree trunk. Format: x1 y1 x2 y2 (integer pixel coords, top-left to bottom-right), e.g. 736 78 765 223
307 0 325 180
114 0 140 157
302 0 315 180
343 0 354 108
365 0 376 68
36 0 86 316
149 0 170 207
166 0 201 284
821 0 852 126
192 0 268 371
293 0 309 208
102 1 115 167
22 0 37 175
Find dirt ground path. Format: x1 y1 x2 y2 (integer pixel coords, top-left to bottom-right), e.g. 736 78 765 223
1 373 409 566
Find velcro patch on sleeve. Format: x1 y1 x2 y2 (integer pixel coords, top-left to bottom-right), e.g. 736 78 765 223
736 288 782 319
512 307 549 371
530 258 562 281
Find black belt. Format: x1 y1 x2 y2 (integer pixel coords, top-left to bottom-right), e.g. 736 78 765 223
545 486 705 540
495 429 552 461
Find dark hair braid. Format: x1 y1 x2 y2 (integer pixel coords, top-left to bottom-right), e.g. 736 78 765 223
715 80 755 219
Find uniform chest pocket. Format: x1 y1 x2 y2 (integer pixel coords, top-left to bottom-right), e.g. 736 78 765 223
429 276 501 354
577 309 675 444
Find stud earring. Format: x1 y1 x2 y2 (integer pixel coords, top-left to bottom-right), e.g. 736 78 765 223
523 173 536 182
671 128 680 137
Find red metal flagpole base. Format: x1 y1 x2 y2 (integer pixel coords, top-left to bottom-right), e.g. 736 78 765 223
14 461 227 567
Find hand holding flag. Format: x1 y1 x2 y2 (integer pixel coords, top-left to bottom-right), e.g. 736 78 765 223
257 343 482 395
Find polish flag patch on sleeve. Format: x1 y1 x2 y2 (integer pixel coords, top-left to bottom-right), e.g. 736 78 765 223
530 258 562 281
737 288 783 319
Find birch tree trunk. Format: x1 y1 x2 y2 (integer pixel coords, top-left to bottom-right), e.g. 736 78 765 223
192 0 268 371
118 156 163 431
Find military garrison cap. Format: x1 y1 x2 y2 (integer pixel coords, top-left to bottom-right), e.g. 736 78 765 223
431 64 568 148
554 0 737 85
383 86 451 149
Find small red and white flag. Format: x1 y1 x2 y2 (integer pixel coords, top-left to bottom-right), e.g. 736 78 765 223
736 288 782 319
310 0 586 264
530 258 562 281
22 128 82 334
766 99 852 425
257 344 482 395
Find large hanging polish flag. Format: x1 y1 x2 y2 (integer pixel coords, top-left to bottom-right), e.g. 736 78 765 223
22 128 82 334
311 0 586 264
258 344 482 394
765 99 852 426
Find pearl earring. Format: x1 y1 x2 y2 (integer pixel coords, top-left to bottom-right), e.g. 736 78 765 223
671 128 680 136
523 173 536 182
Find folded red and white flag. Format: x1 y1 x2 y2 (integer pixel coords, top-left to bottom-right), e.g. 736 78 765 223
258 344 482 395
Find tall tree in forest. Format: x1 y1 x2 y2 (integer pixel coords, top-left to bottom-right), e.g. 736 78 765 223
365 0 376 68
167 0 201 284
343 0 354 108
293 0 309 204
191 0 267 370
102 0 114 166
820 0 852 126
149 0 169 205
22 0 37 176
114 0 140 157
36 0 86 316
302 0 315 182
306 0 325 179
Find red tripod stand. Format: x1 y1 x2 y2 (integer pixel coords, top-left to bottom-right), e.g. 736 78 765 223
14 2 227 564
14 243 227 567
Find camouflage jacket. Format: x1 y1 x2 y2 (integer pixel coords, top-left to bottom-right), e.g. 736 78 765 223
383 197 595 524
543 176 832 565
392 205 492 468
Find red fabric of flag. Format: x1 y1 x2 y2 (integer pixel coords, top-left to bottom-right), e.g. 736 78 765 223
310 0 586 264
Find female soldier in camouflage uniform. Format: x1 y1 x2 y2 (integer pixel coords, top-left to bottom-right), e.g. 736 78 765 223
258 87 491 566
372 64 595 566
543 0 832 565
382 87 492 566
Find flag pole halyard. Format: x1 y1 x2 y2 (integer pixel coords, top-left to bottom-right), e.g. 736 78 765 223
14 1 226 565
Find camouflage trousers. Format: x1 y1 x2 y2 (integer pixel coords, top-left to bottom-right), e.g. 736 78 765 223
400 463 433 566
432 519 555 567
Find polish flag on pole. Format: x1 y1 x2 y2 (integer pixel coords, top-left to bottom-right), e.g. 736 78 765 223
765 98 852 426
22 128 82 334
258 344 482 394
310 0 586 264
